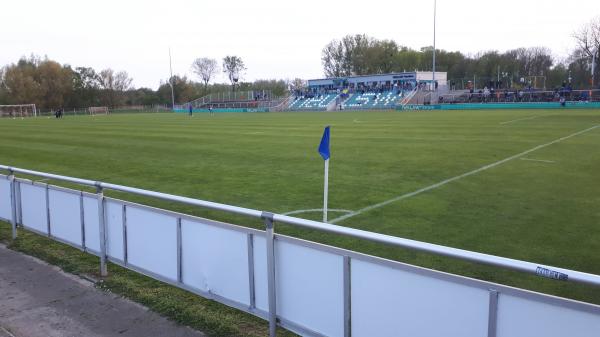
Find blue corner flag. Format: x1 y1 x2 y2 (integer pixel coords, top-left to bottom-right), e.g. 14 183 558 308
318 126 330 160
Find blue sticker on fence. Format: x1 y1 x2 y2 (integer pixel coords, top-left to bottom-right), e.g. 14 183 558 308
536 267 569 281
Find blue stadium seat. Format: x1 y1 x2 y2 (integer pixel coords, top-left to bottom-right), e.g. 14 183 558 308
288 94 338 110
343 90 403 109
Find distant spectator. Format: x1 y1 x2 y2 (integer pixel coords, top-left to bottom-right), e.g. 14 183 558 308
483 87 490 100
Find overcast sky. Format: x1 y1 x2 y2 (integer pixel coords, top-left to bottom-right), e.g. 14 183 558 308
1 0 598 89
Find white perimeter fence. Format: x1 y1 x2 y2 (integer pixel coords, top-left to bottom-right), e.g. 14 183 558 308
1 165 600 337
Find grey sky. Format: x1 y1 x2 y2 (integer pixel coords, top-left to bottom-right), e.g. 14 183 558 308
1 0 598 89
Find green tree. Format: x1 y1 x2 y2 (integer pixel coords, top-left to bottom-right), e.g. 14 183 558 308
0 56 42 106
157 76 196 104
70 67 101 107
36 60 74 108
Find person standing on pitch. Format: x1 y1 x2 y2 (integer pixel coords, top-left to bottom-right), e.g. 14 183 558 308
209 106 214 116
188 104 193 117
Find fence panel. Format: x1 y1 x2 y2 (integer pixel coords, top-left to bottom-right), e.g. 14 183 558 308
0 175 10 221
20 183 48 234
252 235 269 312
496 293 600 337
275 239 344 337
181 218 251 306
126 205 178 281
82 194 100 253
105 200 125 262
351 258 489 337
48 188 82 246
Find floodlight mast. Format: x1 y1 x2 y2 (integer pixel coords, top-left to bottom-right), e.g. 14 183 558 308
169 48 175 110
592 45 597 90
432 0 436 92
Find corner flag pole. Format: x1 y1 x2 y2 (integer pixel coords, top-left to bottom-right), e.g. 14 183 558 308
318 126 331 222
323 158 329 222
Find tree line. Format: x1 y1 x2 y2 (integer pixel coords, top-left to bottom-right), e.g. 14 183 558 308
322 18 600 90
0 54 289 110
0 55 136 110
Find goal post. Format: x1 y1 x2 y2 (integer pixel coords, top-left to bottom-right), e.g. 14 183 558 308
0 104 37 118
88 106 109 115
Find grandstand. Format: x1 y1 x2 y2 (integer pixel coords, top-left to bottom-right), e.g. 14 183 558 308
176 90 287 112
171 70 600 113
173 72 449 113
289 72 448 111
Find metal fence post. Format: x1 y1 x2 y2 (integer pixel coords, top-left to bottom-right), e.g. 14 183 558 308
45 184 51 237
343 256 352 337
97 185 108 277
487 289 499 337
263 211 277 337
8 170 17 240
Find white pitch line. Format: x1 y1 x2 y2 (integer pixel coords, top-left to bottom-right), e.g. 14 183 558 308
499 115 539 125
330 124 600 224
283 208 354 216
520 158 556 163
0 327 16 337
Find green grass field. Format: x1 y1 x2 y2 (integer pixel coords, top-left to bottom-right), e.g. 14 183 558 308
1 109 600 313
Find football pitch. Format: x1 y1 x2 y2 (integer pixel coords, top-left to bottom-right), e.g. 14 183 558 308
1 109 600 304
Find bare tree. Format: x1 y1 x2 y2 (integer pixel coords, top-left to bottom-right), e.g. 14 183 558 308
514 47 553 76
99 69 133 106
573 17 600 86
573 17 600 58
222 56 246 91
289 78 306 92
191 58 218 89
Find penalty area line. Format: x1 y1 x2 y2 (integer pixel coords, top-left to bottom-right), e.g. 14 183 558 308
330 124 600 224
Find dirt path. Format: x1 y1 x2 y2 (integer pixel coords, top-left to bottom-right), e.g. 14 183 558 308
0 244 205 337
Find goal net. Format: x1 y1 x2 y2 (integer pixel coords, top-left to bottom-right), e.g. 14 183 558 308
0 104 37 118
88 106 109 115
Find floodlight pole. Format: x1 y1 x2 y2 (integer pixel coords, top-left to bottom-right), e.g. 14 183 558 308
169 48 175 110
592 46 597 91
432 0 436 92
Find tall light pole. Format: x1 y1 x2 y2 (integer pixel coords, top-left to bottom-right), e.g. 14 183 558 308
169 48 175 110
592 46 597 89
432 0 437 92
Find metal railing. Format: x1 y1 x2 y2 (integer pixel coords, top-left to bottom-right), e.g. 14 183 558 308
2 164 600 336
184 91 281 109
32 105 170 117
440 89 600 104
2 164 600 286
